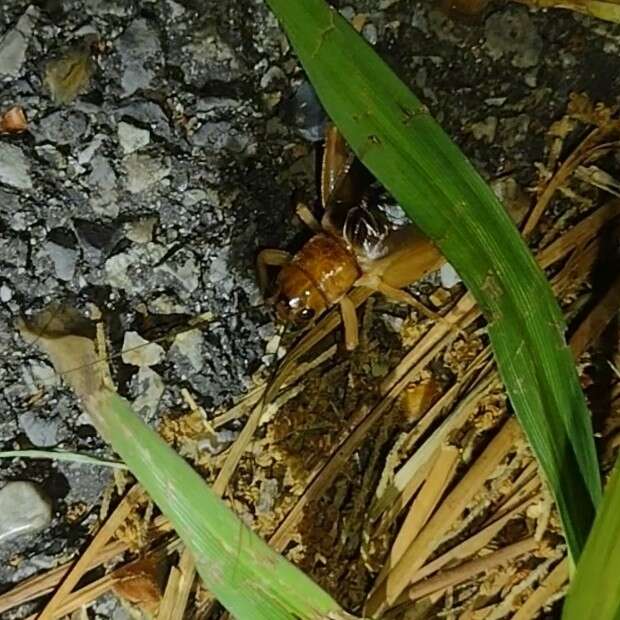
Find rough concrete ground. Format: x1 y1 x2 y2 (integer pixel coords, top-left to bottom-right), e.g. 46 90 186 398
0 0 619 616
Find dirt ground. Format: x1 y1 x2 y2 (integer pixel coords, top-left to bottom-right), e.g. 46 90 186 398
0 1 619 618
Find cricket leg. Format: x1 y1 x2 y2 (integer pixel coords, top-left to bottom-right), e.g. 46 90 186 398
339 295 359 351
370 224 444 290
319 124 374 235
295 202 322 232
355 273 442 323
256 249 292 296
321 123 351 211
356 273 467 337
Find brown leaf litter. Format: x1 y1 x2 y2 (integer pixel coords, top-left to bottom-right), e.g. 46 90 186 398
0 105 27 133
44 36 100 105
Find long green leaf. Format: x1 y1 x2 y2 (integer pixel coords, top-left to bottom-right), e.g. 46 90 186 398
265 0 602 563
563 456 620 620
89 388 346 620
17 309 350 620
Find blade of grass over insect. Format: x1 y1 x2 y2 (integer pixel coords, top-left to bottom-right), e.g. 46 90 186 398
264 0 602 563
18 308 351 620
562 456 620 620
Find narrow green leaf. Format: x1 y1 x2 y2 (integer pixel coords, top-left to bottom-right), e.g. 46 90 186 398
17 307 351 620
265 0 602 561
563 457 620 620
0 449 127 469
83 388 349 620
53 386 349 620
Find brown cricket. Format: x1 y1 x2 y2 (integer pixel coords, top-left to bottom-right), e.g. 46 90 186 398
258 125 445 350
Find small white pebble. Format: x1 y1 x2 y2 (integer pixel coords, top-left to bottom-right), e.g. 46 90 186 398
121 331 165 367
0 482 53 544
363 23 378 45
440 263 462 289
117 121 150 154
265 334 281 355
0 284 12 302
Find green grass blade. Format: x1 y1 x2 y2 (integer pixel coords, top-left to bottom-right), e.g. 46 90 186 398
264 0 602 561
17 308 350 620
85 388 345 620
0 449 127 469
563 457 620 620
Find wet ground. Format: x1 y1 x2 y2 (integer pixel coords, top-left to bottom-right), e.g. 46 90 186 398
0 0 619 617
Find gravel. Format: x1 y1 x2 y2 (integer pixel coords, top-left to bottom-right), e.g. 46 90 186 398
121 331 165 367
168 328 205 375
484 5 543 68
117 121 150 154
0 9 34 77
0 143 32 189
116 18 163 96
0 481 53 545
